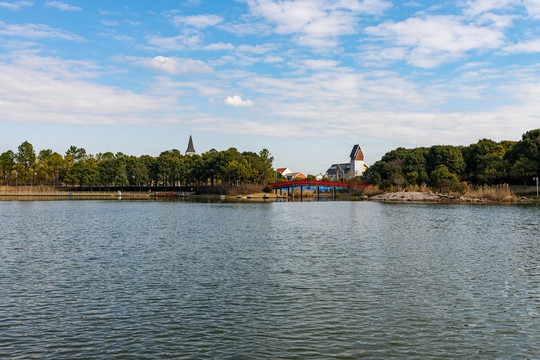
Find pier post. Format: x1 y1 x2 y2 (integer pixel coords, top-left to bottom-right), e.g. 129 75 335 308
300 186 303 201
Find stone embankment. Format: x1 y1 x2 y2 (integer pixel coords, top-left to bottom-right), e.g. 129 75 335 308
370 191 489 203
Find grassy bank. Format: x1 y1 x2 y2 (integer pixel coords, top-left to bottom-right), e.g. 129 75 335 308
0 186 149 199
462 184 518 202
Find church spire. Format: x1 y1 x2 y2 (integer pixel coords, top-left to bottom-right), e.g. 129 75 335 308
186 135 196 156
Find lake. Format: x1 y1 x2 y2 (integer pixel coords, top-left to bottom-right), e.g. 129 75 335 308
1 200 539 359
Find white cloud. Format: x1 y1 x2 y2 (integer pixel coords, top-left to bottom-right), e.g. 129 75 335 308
462 0 540 19
0 54 179 125
97 31 135 43
0 21 84 41
149 56 213 74
208 67 540 151
146 34 202 51
462 0 518 16
204 42 235 50
220 21 273 36
1 39 41 49
237 44 274 54
404 1 422 7
45 1 81 11
101 20 119 26
503 38 540 53
0 1 32 10
523 0 540 18
357 45 407 66
151 77 224 97
149 56 178 74
224 95 254 106
303 59 340 69
182 0 201 6
264 55 284 63
477 12 515 29
246 0 392 48
173 14 223 28
365 15 505 67
6 52 100 79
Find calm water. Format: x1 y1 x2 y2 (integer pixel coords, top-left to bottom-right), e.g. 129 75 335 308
0 200 539 359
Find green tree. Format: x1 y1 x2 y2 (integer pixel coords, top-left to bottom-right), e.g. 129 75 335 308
364 160 388 185
404 148 429 185
430 165 458 191
114 152 128 186
188 155 206 185
258 148 274 184
426 145 465 176
201 149 220 185
65 145 87 163
156 150 175 186
506 129 540 183
0 150 15 185
37 149 53 185
510 157 537 185
125 156 150 186
16 141 36 185
138 155 157 186
218 148 242 185
97 152 118 186
386 159 406 188
48 152 65 185
237 157 253 184
65 157 99 185
462 139 514 184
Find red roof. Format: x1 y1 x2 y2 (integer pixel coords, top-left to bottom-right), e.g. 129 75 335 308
276 168 288 174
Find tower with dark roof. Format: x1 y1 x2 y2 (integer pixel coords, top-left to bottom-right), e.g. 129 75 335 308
349 144 365 177
185 135 196 156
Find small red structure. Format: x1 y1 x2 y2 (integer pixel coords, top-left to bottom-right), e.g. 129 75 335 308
267 180 369 200
267 180 368 189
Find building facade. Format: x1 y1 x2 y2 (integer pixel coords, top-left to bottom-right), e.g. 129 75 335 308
325 144 365 180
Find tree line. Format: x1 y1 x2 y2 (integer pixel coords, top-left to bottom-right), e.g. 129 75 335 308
0 142 274 187
364 129 540 190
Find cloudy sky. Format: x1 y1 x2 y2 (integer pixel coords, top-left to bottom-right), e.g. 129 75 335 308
1 0 539 174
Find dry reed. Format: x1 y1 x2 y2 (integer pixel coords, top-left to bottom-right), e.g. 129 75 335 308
350 185 384 197
0 186 59 193
464 184 518 202
226 183 264 196
403 183 431 193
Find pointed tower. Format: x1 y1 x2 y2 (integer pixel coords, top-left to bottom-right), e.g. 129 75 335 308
349 144 365 177
185 135 196 156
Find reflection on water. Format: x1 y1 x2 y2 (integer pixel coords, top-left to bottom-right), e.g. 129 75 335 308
0 201 539 359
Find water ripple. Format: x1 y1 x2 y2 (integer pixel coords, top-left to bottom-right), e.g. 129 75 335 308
0 201 539 358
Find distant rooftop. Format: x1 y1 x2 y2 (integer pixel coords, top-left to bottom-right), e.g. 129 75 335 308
186 135 196 156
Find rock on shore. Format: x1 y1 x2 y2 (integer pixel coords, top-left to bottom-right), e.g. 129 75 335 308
370 191 488 202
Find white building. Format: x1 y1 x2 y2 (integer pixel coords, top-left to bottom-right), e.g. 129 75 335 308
326 145 366 180
349 144 365 177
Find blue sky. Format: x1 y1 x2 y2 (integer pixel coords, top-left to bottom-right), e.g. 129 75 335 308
1 0 539 174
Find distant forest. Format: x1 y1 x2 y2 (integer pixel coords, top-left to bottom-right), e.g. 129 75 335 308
0 144 274 187
2 129 538 189
364 129 540 189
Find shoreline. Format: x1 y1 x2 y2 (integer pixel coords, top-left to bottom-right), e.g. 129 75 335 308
0 189 538 204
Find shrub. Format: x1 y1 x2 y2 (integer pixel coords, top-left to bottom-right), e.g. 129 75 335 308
262 185 273 193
